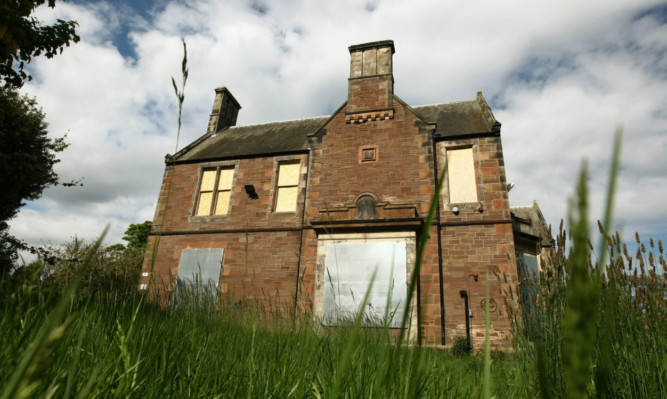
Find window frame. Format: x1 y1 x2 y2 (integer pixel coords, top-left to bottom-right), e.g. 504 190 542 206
321 240 407 328
314 232 418 334
359 145 378 163
194 165 236 217
273 160 301 213
174 248 225 300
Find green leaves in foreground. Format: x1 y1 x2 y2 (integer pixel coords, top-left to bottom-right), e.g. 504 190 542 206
558 129 621 398
562 162 600 397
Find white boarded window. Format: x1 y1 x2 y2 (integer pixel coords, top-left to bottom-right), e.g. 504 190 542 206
322 241 407 328
176 249 224 298
274 162 300 212
447 148 478 203
196 167 234 216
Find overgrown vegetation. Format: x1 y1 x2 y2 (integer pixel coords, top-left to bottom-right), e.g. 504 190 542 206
0 271 532 398
2 218 663 398
509 222 666 398
2 142 665 398
11 220 151 297
508 133 666 398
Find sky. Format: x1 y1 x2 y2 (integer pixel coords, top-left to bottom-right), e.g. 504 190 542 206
9 0 667 257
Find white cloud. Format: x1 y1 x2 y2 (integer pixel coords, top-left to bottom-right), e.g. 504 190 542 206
9 0 667 255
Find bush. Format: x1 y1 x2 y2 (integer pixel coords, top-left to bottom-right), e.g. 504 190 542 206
36 236 143 296
451 335 471 357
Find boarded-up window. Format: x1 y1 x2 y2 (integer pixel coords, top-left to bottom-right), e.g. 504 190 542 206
196 167 234 216
274 162 300 212
322 241 407 328
176 249 224 298
447 148 478 203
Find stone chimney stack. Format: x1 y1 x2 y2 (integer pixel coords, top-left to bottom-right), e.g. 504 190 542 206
207 87 241 135
346 40 395 124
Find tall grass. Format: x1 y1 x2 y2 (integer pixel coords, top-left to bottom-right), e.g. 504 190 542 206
1 276 541 397
510 130 666 398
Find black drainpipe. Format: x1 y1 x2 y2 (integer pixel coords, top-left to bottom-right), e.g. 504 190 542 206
294 149 311 318
432 133 446 346
459 290 472 352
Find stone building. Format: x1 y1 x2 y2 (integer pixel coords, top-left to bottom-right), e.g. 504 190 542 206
142 40 545 349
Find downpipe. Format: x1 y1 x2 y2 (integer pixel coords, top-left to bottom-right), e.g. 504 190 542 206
459 290 472 352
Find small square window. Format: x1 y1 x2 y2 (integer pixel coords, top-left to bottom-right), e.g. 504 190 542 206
359 146 378 163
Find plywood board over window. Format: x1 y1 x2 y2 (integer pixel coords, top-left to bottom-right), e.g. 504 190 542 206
322 241 407 328
275 162 300 212
447 148 478 203
215 168 234 215
196 170 217 215
196 167 234 216
175 248 224 299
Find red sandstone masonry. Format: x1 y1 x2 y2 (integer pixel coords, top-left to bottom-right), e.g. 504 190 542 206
143 40 520 349
143 231 302 312
142 154 309 305
304 100 443 344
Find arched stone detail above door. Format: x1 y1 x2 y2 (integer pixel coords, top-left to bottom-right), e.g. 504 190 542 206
355 193 379 220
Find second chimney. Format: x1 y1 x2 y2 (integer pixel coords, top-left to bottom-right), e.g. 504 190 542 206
207 87 241 135
346 40 395 124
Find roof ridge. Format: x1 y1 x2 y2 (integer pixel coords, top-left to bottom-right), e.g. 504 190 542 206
231 114 329 129
412 99 477 108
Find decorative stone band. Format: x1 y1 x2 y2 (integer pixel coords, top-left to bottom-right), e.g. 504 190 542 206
345 109 394 124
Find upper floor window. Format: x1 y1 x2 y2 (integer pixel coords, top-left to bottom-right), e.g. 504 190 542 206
196 167 235 216
274 161 300 212
447 148 478 204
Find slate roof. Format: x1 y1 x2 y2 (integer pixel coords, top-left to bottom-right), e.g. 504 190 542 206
415 97 500 138
176 116 329 162
174 93 500 163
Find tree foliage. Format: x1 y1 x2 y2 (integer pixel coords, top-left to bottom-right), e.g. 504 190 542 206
0 87 67 222
0 86 70 273
0 1 79 273
13 220 152 294
0 0 80 87
122 221 152 252
34 236 144 295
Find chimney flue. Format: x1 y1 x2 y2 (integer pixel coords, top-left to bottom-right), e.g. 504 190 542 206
207 87 241 135
346 40 395 124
